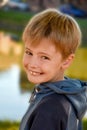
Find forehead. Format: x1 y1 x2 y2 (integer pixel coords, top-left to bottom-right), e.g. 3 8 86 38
25 38 57 52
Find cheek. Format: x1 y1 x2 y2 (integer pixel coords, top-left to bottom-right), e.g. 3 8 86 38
22 55 28 67
42 63 54 73
50 62 62 73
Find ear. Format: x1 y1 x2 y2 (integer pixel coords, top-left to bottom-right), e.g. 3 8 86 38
62 54 75 69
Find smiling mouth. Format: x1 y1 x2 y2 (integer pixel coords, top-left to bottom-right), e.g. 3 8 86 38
30 71 42 76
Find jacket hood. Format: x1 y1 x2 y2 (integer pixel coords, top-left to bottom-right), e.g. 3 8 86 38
38 77 87 120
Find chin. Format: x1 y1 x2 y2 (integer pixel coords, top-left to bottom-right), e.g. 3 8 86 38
30 80 47 85
27 78 41 84
27 75 49 84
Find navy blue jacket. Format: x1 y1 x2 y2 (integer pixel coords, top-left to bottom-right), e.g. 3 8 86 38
20 77 87 130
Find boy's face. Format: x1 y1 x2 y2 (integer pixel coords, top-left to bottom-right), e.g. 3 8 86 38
23 38 67 84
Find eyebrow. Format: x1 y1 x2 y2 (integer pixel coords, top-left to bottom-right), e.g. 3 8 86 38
38 52 51 57
25 47 51 57
25 47 33 52
25 47 31 50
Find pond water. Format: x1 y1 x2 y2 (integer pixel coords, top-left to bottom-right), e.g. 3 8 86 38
0 65 31 121
0 65 87 121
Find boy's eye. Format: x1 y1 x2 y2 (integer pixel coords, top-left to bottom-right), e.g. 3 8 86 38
41 56 50 60
25 50 33 56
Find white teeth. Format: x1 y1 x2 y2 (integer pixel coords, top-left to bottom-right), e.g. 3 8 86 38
30 71 40 76
30 71 33 74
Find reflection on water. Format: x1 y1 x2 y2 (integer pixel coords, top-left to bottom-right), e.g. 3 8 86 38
0 65 30 121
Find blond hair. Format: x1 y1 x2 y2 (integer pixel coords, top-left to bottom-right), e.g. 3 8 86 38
22 8 82 59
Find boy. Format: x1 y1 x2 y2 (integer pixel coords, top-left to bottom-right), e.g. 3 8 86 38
20 8 87 130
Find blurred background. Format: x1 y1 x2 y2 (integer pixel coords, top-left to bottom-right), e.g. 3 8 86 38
0 0 87 130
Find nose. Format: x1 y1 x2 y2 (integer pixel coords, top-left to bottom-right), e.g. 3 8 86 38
29 57 39 69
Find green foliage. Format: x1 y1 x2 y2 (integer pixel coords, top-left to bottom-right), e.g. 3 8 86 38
0 119 87 130
66 48 87 80
20 70 34 92
83 118 87 130
0 10 33 23
0 10 33 36
0 120 19 130
76 18 87 47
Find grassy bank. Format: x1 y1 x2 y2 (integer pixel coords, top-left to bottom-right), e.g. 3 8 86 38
0 10 33 23
83 118 87 130
0 10 33 36
0 120 19 130
0 119 87 130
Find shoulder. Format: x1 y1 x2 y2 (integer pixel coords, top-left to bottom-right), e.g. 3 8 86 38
34 93 70 119
28 93 71 130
